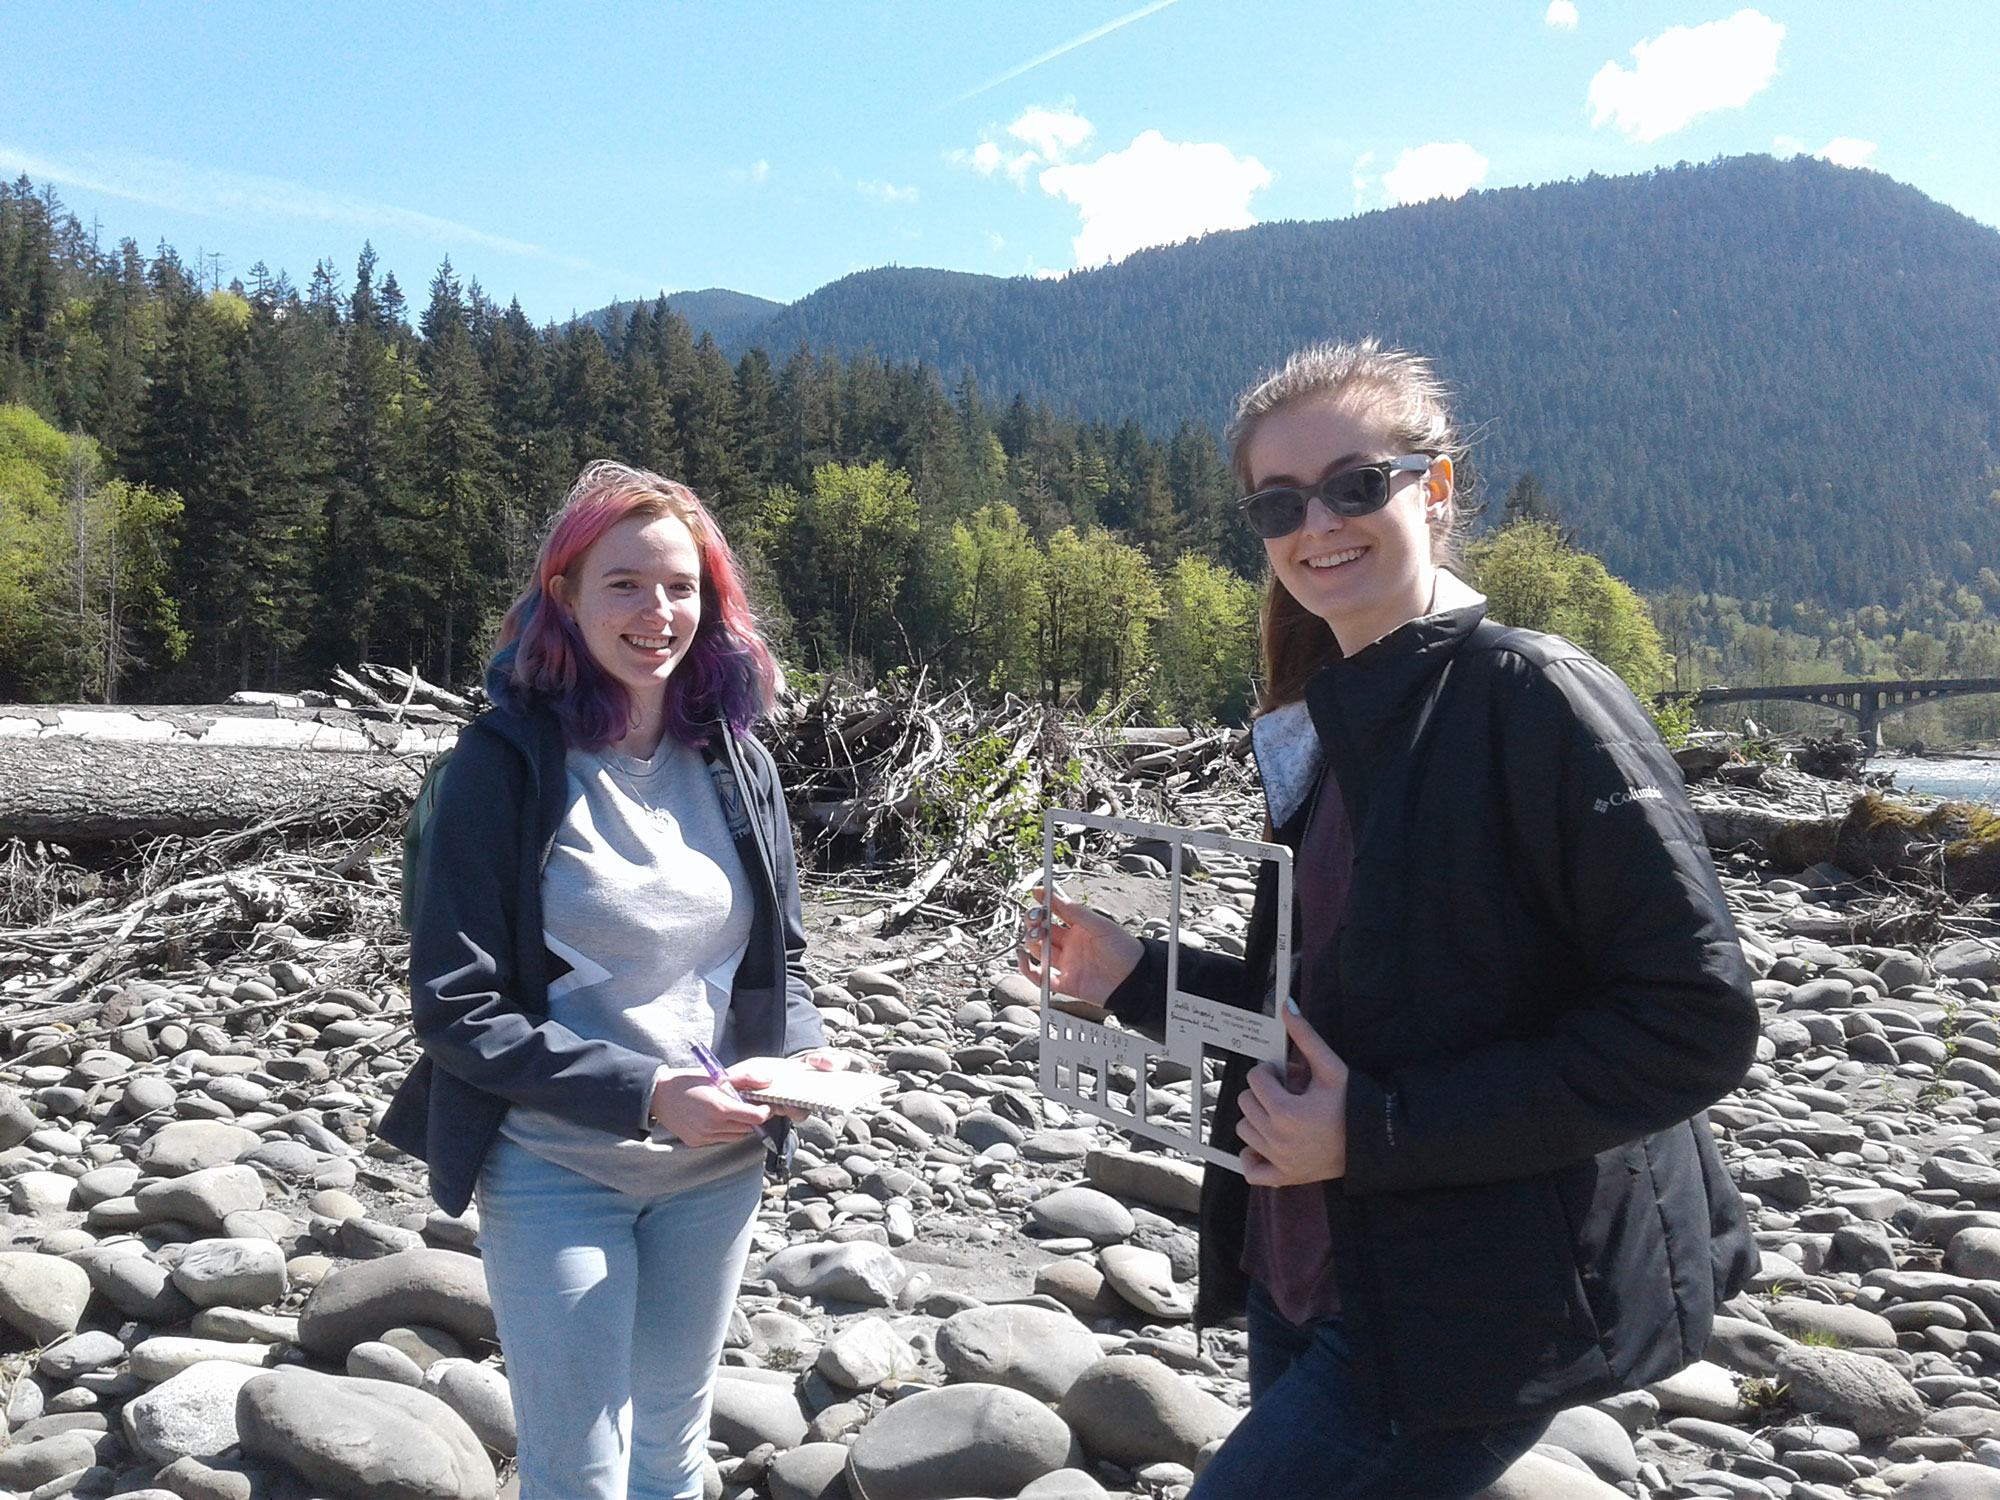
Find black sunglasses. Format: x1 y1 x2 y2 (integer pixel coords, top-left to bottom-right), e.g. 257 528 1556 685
1237 455 1433 539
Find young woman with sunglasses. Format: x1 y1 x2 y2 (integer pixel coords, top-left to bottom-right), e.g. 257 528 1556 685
1023 341 1758 1500
379 461 839 1500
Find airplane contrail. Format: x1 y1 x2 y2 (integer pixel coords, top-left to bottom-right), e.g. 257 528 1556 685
945 0 1184 109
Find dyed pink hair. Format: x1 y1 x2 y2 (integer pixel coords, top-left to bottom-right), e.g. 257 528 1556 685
490 461 778 749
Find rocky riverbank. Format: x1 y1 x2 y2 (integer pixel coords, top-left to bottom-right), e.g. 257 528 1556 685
0 770 1999 1500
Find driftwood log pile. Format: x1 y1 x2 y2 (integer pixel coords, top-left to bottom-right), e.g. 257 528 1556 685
0 668 1262 986
769 679 1254 935
5 670 1993 995
1683 757 2000 898
0 664 461 846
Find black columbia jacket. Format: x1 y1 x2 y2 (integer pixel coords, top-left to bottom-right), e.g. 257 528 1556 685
377 697 824 1215
1107 602 1758 1434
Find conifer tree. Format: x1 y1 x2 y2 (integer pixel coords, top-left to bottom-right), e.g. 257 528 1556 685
385 258 502 682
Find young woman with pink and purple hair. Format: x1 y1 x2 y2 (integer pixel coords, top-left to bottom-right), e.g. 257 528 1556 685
380 460 834 1500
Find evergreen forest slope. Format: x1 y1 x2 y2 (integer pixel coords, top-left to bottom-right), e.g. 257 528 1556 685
591 287 783 349
696 156 2000 606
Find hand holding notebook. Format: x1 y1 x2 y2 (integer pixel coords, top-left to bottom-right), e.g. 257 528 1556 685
732 1053 894 1119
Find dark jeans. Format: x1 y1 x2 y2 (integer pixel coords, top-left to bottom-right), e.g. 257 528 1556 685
1190 1283 1551 1500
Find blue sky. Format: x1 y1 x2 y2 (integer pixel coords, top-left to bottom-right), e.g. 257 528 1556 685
4 3 1992 321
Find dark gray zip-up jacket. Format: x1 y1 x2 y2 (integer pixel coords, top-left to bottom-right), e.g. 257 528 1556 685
377 697 823 1215
1107 604 1758 1434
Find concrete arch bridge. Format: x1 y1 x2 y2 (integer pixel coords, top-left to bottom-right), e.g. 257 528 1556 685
1663 678 2000 748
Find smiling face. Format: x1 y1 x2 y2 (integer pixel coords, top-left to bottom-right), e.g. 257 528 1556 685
554 511 702 755
1244 393 1444 657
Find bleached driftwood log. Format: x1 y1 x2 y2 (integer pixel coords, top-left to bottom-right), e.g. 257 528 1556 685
0 738 424 842
0 703 458 756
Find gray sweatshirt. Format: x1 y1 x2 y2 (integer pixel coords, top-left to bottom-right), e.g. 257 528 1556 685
499 738 762 1194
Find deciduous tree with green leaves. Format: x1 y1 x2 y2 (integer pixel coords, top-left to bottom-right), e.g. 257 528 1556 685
948 501 1044 696
0 404 182 700
1470 517 1667 696
1151 553 1261 723
801 460 920 666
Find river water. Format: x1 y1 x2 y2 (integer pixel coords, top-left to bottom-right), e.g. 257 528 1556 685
1867 757 2000 806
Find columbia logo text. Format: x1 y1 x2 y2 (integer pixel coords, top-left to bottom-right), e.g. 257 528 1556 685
1594 786 1665 814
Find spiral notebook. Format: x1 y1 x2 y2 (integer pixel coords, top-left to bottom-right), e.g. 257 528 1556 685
735 1058 895 1119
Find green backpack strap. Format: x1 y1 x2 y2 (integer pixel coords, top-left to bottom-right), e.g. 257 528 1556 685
399 747 456 932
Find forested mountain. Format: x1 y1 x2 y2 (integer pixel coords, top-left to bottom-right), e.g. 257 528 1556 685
666 156 2000 608
5 157 1997 718
590 288 782 350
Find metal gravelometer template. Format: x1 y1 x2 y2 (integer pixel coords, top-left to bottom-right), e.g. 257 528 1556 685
1035 807 1291 1173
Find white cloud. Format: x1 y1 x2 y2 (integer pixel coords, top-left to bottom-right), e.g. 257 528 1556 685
985 230 1006 251
1380 142 1489 206
1820 136 1877 169
954 106 1096 186
1008 106 1094 162
1351 151 1377 210
1038 129 1271 266
858 179 920 206
1546 1 1579 30
1587 9 1785 142
749 159 771 184
1772 134 1806 156
0 140 638 279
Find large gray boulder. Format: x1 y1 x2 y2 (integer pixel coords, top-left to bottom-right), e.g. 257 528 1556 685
155 1454 312 1500
1086 1148 1203 1214
138 1120 262 1175
1645 1360 1746 1422
1096 1245 1190 1320
1474 1449 1629 1499
1774 1345 1926 1438
0 1251 92 1343
1934 940 2000 983
296 1249 495 1359
1892 1465 2000 1500
122 1360 264 1464
0 1084 37 1149
1705 1315 1795 1378
846 1383 1072 1500
1537 1405 1639 1484
135 1163 265 1232
424 1360 516 1458
1947 1226 2000 1279
0 1428 113 1490
816 1317 921 1389
935 1304 1104 1402
1019 1471 1111 1499
1028 1187 1134 1245
768 1443 853 1500
764 1242 910 1307
130 1335 281 1383
237 1366 495 1500
72 1242 199 1322
171 1237 288 1308
1761 1297 1897 1349
1057 1356 1237 1468
709 1369 810 1453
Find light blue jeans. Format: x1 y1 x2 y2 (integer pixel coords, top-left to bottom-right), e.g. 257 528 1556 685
476 1138 764 1500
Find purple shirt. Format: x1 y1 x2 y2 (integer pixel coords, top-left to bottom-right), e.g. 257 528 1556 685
1240 767 1353 1326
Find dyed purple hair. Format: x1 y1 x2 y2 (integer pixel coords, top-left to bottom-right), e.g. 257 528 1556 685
489 461 778 750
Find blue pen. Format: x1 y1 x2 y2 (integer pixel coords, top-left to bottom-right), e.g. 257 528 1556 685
690 1042 784 1148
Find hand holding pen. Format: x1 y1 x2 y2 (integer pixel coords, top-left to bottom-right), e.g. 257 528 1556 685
647 1044 791 1147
